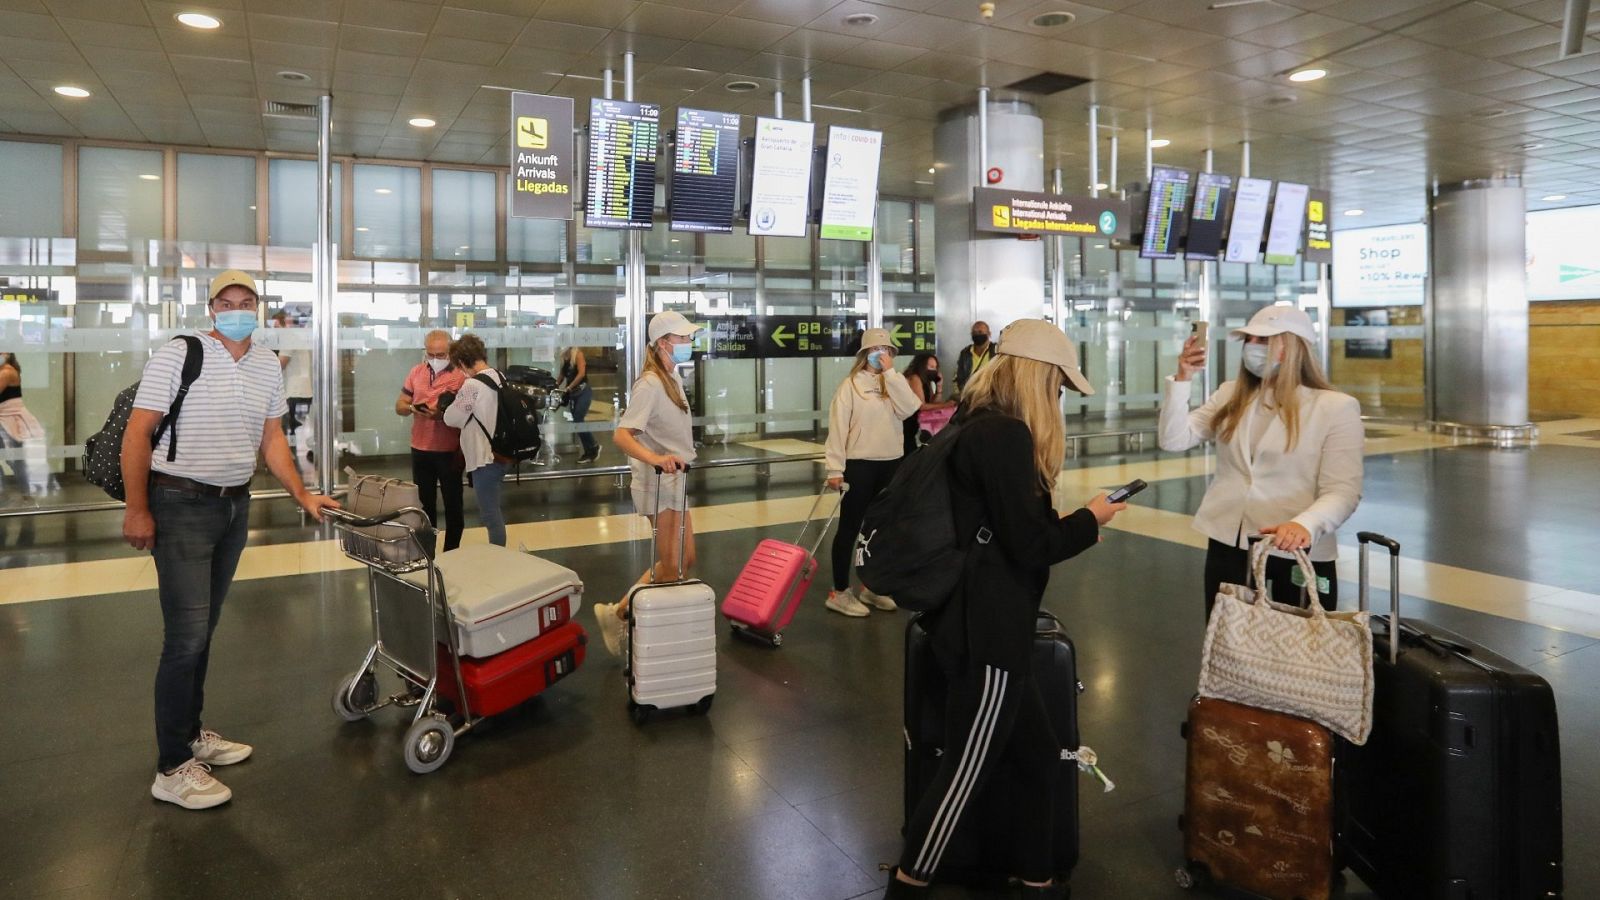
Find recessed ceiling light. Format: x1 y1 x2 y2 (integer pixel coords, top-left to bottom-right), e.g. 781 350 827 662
408 116 436 128
277 70 310 82
1343 208 1365 216
374 188 392 195
1149 138 1170 148
1542 194 1567 201
725 80 759 93
355 226 370 232
1518 142 1544 150
175 12 222 29
843 12 878 26
1288 68 1326 83
139 174 161 181
1031 11 1076 27
53 85 91 98
1350 168 1375 175
1264 94 1297 107
927 167 935 174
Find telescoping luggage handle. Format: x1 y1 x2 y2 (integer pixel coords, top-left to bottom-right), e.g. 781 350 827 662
651 464 691 584
793 483 847 558
1357 531 1401 665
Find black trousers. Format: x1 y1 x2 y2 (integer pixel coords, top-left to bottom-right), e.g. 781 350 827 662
1204 539 1338 619
900 656 1058 883
831 457 901 592
412 448 464 554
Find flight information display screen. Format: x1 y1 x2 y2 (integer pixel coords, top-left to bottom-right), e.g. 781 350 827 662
1264 181 1310 265
585 98 660 230
669 108 740 233
1140 165 1191 259
1224 177 1274 264
1183 172 1233 260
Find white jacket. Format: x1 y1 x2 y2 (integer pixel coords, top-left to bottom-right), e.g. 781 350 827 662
824 368 921 478
442 368 503 473
1159 376 1364 562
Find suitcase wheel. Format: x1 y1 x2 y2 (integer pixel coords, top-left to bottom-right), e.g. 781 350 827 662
403 714 454 775
1174 862 1209 891
770 632 783 647
629 701 652 726
692 694 714 715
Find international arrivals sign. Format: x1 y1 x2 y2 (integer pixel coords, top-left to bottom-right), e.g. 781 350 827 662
509 92 574 220
972 187 1130 242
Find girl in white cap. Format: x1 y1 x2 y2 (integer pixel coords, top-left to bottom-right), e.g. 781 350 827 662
890 319 1125 899
823 328 922 617
591 310 702 657
1160 305 1364 616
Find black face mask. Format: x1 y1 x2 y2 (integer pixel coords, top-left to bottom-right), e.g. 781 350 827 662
926 371 941 383
971 332 988 346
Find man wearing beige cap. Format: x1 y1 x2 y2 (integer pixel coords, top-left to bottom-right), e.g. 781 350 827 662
122 269 340 810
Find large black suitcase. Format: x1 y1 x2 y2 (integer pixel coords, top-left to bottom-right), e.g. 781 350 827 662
904 609 1081 887
1338 532 1564 899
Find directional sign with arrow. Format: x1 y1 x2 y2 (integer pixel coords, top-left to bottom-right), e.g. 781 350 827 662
770 324 793 349
698 315 936 359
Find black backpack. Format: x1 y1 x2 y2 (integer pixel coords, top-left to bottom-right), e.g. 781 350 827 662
853 420 990 613
471 371 543 462
82 335 203 501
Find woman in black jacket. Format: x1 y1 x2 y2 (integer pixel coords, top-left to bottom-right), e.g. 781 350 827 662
888 319 1127 899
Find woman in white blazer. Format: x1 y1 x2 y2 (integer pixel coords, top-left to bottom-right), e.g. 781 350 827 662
1159 305 1363 616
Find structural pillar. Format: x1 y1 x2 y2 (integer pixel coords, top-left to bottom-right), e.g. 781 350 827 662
932 98 1045 376
1426 177 1538 442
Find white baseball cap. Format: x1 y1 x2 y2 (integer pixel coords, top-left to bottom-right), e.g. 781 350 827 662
1230 304 1317 346
996 318 1095 396
647 310 701 343
860 327 891 349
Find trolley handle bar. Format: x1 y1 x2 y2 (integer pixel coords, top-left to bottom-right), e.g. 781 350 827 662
1356 531 1402 665
1356 531 1400 552
323 506 430 530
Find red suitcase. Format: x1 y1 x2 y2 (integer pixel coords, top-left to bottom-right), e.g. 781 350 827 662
437 621 587 717
721 487 842 646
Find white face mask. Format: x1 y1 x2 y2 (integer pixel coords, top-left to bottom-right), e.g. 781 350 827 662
427 357 449 374
1242 343 1278 379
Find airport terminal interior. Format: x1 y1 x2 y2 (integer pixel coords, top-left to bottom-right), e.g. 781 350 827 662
5 0 1600 897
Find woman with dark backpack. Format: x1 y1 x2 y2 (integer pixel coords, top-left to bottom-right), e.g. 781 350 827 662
888 319 1127 899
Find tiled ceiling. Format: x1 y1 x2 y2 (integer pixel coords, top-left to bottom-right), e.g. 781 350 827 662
3 0 1600 226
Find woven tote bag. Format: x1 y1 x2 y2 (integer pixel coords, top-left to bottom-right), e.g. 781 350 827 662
1198 540 1375 744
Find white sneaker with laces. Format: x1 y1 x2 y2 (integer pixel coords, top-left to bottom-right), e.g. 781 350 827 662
190 729 252 766
825 589 870 618
594 602 627 657
151 759 232 810
858 588 897 611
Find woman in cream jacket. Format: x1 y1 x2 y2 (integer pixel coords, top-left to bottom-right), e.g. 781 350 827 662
1159 306 1363 616
824 327 921 617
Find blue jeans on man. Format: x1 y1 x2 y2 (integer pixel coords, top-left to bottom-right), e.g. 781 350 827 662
150 486 250 772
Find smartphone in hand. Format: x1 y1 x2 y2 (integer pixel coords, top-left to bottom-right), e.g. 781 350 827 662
1106 479 1148 504
1190 321 1208 345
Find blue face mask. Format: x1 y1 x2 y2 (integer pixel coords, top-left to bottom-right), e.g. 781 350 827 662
1242 342 1278 379
213 309 257 342
670 342 694 364
867 350 885 371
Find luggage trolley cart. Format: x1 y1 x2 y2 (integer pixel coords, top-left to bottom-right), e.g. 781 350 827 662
323 507 477 774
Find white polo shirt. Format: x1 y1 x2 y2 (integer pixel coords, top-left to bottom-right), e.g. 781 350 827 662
133 332 288 487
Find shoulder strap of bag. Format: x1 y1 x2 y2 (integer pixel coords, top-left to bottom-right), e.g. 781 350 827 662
469 370 503 444
153 335 203 462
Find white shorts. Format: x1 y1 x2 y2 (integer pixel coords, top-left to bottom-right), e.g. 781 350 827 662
631 471 689 515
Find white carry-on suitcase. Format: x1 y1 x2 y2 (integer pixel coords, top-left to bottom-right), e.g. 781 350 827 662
625 467 716 724
404 544 584 659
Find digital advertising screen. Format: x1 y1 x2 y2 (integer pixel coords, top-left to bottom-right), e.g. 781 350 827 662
818 126 884 241
1526 205 1600 301
1332 223 1427 307
668 108 740 234
1224 176 1274 264
1183 172 1233 260
1139 165 1192 260
1264 181 1310 265
747 117 816 238
584 98 660 230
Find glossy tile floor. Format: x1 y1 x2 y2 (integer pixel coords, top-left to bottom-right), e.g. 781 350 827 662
4 425 1600 898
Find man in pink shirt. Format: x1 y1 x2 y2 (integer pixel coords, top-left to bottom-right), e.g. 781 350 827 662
395 330 468 553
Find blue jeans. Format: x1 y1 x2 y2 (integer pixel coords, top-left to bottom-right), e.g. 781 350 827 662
150 486 250 772
568 384 597 456
471 461 508 546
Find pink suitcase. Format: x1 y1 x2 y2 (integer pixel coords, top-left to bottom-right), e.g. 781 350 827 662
919 405 955 437
720 488 842 647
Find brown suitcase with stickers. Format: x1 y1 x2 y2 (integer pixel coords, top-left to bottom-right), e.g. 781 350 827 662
1177 695 1335 900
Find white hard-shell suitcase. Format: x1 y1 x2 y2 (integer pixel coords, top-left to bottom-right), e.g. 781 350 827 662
625 467 716 724
404 544 583 659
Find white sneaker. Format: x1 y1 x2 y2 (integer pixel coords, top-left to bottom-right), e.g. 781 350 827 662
594 602 627 657
190 729 252 766
825 589 870 618
151 759 232 810
859 588 897 611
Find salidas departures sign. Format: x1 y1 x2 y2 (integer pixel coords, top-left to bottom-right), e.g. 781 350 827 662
509 92 574 220
972 187 1130 242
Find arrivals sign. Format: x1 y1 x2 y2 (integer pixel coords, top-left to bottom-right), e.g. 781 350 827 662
509 92 574 220
972 187 1129 242
700 315 936 359
1303 189 1333 265
1332 223 1427 307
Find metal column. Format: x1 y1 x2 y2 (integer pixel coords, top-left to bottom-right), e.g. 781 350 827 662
623 53 648 400
1050 167 1066 329
312 94 337 496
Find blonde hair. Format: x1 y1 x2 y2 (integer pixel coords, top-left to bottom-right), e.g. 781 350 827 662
1213 333 1335 451
638 336 689 412
960 355 1066 492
